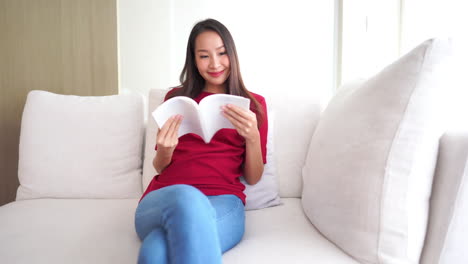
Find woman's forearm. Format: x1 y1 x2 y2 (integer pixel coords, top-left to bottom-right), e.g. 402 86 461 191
243 136 264 185
153 148 174 174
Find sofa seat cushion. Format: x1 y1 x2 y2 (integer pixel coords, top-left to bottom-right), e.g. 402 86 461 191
224 198 358 263
0 199 140 264
0 198 357 263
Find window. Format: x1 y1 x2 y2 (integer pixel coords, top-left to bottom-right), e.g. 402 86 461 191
339 0 401 86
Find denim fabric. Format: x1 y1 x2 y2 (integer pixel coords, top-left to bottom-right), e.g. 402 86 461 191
135 184 245 264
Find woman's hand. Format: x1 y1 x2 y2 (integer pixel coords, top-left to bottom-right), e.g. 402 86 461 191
156 115 183 151
222 104 260 144
153 115 183 173
222 104 264 185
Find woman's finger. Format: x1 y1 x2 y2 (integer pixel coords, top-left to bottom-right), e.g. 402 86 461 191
223 111 257 139
223 111 242 129
166 115 180 138
158 115 177 142
223 105 256 129
169 115 183 139
223 105 248 123
158 117 172 140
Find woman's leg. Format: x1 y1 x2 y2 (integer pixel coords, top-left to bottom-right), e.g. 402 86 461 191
208 194 245 253
134 184 222 264
137 228 168 263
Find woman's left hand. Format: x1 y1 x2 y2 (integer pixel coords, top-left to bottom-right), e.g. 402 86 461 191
222 104 260 144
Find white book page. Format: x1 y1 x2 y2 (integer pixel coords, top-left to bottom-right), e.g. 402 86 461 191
199 94 250 143
152 96 203 138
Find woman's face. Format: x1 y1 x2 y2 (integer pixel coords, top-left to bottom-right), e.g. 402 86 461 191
194 31 230 92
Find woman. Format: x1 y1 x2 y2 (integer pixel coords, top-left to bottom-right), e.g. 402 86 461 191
134 18 268 264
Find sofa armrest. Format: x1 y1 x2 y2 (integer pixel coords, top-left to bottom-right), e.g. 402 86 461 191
421 131 468 264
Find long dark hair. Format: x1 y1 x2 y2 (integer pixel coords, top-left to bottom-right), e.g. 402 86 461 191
168 18 264 126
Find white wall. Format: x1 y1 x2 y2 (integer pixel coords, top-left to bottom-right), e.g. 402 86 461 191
117 0 172 97
118 0 335 106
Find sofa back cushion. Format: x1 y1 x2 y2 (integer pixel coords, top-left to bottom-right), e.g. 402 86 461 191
420 132 468 264
301 38 454 263
270 93 322 198
142 89 166 192
16 91 144 200
142 89 281 210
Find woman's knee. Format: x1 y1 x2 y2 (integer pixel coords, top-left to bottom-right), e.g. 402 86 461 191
139 185 206 208
135 185 208 237
163 185 215 220
162 184 203 200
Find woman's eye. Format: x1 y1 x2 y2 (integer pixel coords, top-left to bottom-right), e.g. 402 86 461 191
220 52 227 56
200 55 208 59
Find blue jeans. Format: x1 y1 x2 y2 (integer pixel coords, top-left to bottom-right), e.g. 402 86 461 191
134 184 245 264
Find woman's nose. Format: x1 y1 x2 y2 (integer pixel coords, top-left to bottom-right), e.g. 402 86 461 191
209 56 220 68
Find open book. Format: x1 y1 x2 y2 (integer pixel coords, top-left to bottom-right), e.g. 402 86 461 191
152 94 250 143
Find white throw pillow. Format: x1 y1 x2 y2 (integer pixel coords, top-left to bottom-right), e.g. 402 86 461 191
242 107 281 210
302 38 454 263
142 89 281 210
16 91 144 200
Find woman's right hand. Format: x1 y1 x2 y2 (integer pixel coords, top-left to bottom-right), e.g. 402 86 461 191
153 115 183 173
156 114 183 152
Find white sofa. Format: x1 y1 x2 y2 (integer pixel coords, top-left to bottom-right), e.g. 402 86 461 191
1 39 467 264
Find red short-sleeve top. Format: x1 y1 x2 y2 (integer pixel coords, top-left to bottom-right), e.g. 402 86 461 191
141 89 268 204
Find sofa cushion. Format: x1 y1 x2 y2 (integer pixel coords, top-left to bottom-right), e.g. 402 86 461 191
142 89 281 210
271 91 322 198
0 199 140 264
420 132 468 264
16 91 144 200
0 198 358 264
224 199 358 263
302 38 454 263
142 88 165 190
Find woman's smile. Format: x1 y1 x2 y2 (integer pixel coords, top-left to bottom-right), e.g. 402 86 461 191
208 70 225 77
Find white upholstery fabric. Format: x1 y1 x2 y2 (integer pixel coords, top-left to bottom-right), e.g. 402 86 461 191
0 198 357 264
224 199 358 264
421 132 468 264
16 91 144 200
0 199 141 264
272 91 322 198
142 88 281 210
142 88 166 189
302 39 454 263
